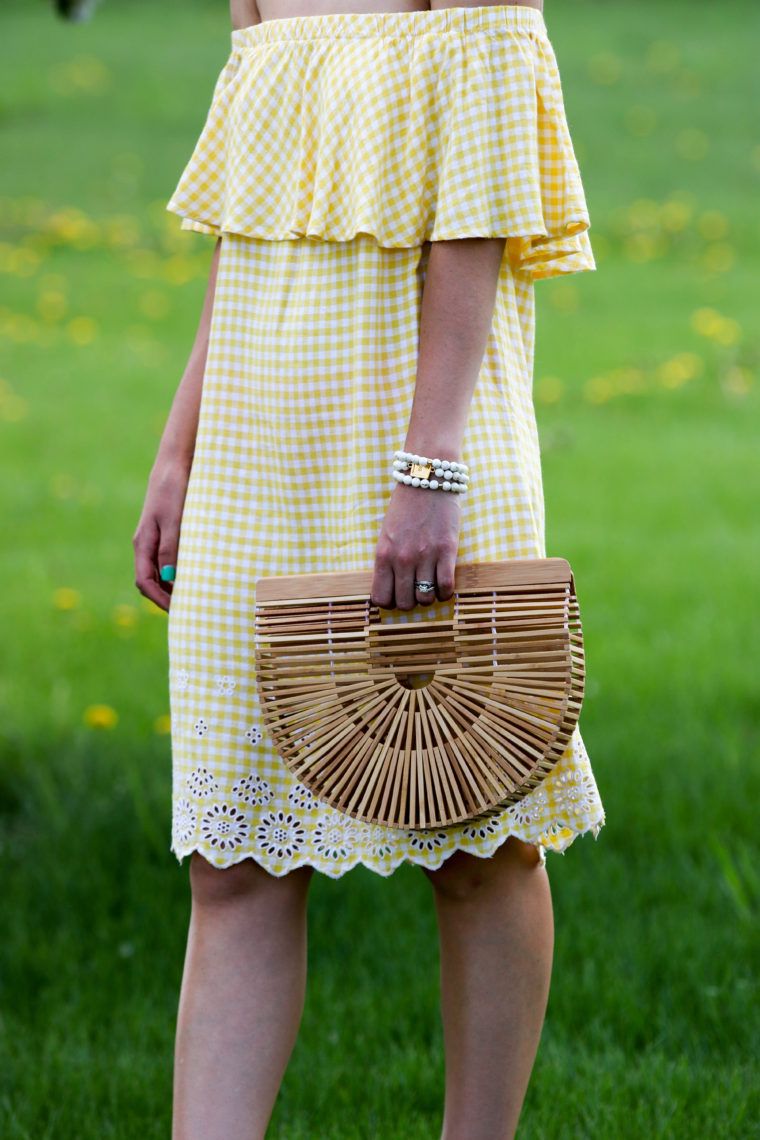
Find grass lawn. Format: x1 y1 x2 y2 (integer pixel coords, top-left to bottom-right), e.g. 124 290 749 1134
1 0 758 1136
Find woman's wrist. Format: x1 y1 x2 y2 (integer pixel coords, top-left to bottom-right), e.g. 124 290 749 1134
402 436 464 463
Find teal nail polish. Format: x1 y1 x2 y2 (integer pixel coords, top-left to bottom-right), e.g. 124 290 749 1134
160 565 176 583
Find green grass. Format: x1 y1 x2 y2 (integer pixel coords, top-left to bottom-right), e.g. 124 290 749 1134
1 0 759 1136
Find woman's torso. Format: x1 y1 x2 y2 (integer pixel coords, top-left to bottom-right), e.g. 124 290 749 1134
233 0 542 30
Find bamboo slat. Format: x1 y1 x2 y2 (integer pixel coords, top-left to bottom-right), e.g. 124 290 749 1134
253 559 584 829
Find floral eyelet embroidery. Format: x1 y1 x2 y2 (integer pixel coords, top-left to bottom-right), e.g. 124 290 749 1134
312 810 357 861
408 830 449 853
186 766 219 796
287 783 320 812
363 825 397 860
506 786 550 830
200 803 249 851
462 816 502 842
192 718 209 738
551 769 595 814
172 798 197 847
255 811 306 860
172 668 190 692
215 675 236 695
244 727 263 745
231 774 274 807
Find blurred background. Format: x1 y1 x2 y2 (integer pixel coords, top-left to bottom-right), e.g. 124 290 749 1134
1 0 758 1136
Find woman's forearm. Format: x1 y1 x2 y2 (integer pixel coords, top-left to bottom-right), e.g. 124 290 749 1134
404 236 506 461
155 237 221 471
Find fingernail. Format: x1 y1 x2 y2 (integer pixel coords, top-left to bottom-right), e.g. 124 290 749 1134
160 565 176 583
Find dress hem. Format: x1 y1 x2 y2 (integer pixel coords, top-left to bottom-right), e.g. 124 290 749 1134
172 811 605 879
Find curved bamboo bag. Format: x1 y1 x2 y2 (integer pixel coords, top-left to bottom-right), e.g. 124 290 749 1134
253 559 585 830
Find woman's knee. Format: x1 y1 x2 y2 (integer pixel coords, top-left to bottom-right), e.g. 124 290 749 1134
189 852 313 909
423 836 543 902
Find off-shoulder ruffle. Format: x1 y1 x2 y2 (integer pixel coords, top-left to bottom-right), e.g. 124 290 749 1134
168 5 595 280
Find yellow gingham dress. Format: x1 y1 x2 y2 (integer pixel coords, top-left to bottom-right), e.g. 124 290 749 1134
166 4 605 876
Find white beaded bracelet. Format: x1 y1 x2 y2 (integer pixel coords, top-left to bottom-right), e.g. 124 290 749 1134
392 451 470 494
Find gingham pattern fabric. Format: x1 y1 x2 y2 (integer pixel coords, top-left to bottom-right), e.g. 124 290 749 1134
166 7 605 877
167 5 595 279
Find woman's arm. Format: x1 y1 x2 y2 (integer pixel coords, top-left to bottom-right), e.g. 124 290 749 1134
230 0 260 30
371 235 506 611
133 238 221 611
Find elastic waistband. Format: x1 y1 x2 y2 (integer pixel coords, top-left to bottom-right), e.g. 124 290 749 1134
231 5 545 47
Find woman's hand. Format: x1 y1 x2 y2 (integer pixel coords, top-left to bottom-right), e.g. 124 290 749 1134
370 483 462 611
133 458 192 613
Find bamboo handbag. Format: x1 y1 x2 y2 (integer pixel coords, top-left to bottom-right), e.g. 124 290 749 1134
253 558 585 831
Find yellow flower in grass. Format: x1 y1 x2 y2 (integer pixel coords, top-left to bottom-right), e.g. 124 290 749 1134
535 376 564 404
697 211 729 242
691 309 740 345
657 353 703 389
660 198 692 233
67 316 98 346
584 376 615 404
53 587 82 611
154 715 172 736
701 243 735 275
84 704 119 730
112 604 138 632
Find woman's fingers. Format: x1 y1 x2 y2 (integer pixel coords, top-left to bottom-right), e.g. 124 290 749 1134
413 564 438 607
133 515 174 613
435 547 457 602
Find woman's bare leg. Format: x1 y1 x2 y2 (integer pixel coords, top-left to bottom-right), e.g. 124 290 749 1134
172 854 313 1140
424 837 554 1140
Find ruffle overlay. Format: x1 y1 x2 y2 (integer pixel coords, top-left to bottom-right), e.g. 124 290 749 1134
167 5 595 280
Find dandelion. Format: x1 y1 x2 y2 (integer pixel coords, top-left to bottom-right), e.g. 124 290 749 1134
624 233 664 263
162 256 196 286
712 317 741 346
53 587 82 611
105 215 142 249
154 714 172 735
690 307 724 338
701 243 735 275
657 353 703 389
660 200 691 233
697 211 728 241
690 308 740 344
1 393 28 422
535 376 564 404
37 291 68 322
67 316 98 346
584 376 614 404
83 704 119 729
112 603 138 629
608 367 647 395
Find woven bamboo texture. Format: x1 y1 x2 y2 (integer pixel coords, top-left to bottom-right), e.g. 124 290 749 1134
253 559 585 830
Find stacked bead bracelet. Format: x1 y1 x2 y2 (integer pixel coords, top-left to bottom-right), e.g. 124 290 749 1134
392 450 470 494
